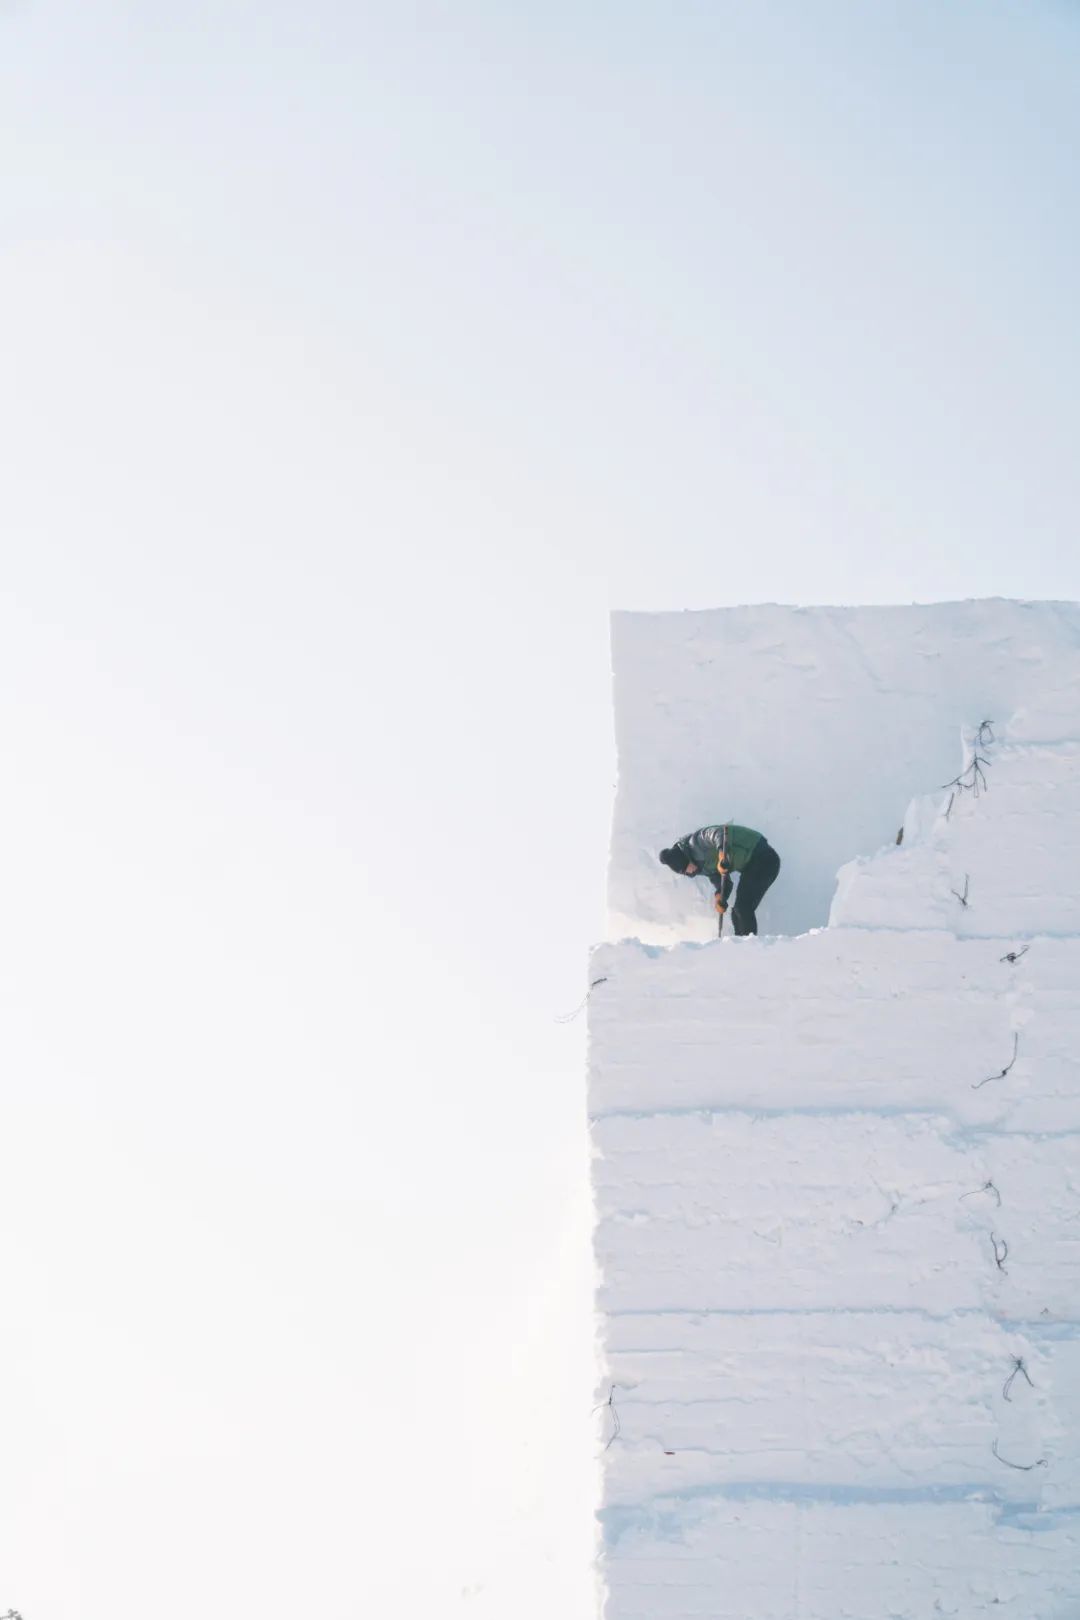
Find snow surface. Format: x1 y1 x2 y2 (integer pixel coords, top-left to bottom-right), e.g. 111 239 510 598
591 601 1080 1619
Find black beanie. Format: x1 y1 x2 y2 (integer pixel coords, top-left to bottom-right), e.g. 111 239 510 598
659 846 689 874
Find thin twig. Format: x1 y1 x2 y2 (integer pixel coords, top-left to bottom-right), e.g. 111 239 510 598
972 1032 1019 1091
992 1439 1046 1471
991 1233 1009 1273
1000 947 1030 965
940 751 991 799
593 1385 621 1450
556 977 607 1024
951 874 970 908
960 1179 1002 1207
1002 1357 1034 1403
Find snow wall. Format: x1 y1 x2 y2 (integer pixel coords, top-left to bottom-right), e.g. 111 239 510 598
590 600 1080 1620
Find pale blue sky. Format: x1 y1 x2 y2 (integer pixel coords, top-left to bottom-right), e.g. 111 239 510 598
2 4 1080 1617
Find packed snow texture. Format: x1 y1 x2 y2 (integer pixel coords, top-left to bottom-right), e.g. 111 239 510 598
591 601 1080 1620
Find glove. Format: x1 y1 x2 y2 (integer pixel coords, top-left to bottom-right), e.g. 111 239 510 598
716 856 731 875
714 892 727 914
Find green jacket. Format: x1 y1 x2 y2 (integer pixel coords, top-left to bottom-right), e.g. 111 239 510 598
676 824 763 883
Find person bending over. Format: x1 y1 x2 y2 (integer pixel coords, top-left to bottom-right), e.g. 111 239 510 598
659 824 780 936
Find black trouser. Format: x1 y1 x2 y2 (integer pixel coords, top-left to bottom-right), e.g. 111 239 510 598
719 838 781 936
